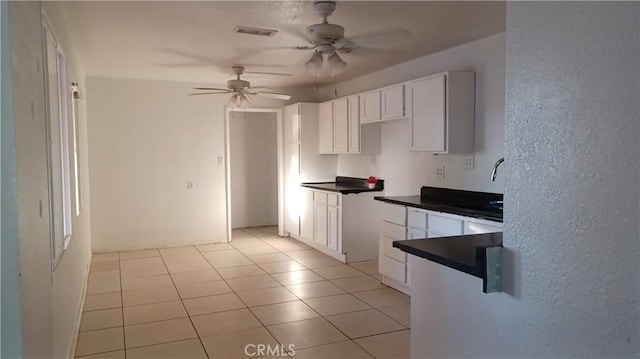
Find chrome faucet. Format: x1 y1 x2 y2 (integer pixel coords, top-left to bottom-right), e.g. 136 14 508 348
490 157 505 181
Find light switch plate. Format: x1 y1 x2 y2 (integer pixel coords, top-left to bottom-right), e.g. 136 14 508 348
436 165 445 178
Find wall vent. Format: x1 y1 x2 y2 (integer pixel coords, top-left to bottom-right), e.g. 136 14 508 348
234 26 278 37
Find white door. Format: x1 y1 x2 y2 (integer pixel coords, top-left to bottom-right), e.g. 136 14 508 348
347 95 360 153
381 85 405 119
318 101 334 153
284 104 300 142
408 75 446 152
333 98 349 153
300 200 314 241
283 142 300 236
327 206 340 251
359 90 381 123
314 203 328 246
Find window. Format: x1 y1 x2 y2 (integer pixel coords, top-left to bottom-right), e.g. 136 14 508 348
43 17 72 267
71 82 81 215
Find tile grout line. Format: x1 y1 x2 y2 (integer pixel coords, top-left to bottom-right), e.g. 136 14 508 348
158 246 211 359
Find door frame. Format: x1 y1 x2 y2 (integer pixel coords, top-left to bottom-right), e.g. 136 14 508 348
224 107 284 242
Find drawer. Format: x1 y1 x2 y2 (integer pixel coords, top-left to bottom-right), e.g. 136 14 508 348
464 221 503 235
380 233 407 263
382 203 406 226
327 193 340 207
379 255 406 284
382 221 406 240
407 227 428 240
407 207 427 230
303 189 314 201
428 213 463 236
314 192 328 204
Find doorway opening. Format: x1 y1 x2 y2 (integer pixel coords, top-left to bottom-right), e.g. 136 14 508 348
225 108 284 242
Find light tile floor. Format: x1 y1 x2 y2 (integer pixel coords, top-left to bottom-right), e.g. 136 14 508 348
76 226 410 359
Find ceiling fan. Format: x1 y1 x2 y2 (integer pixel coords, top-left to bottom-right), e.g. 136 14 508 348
290 1 410 76
189 66 292 108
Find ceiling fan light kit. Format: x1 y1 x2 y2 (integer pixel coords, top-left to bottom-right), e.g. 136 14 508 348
189 66 291 107
305 52 324 76
327 52 347 75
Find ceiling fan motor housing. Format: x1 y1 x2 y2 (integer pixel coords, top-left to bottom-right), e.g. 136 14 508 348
227 79 250 89
306 23 345 46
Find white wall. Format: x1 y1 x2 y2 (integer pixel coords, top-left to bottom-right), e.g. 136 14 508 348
87 77 228 251
412 3 639 357
5 2 94 358
230 111 278 228
319 33 506 195
42 2 95 357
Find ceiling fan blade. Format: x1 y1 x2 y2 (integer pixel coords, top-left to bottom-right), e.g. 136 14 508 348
347 27 411 46
255 92 292 100
192 87 230 92
189 92 228 96
343 47 401 57
244 71 293 77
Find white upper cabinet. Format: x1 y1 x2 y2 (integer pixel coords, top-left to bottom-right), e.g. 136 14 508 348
381 84 405 120
406 71 475 154
359 90 381 124
347 95 360 153
318 96 380 155
333 98 349 153
318 101 334 154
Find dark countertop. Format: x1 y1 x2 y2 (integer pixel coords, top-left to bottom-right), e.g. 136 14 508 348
394 232 503 292
302 176 384 194
373 186 503 222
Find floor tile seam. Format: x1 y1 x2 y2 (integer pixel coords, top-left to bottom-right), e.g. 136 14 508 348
123 334 201 351
302 291 374 313
368 307 410 330
351 327 411 341
118 254 127 359
311 272 373 281
308 304 376 318
263 316 351 351
156 252 209 359
246 302 323 328
74 348 124 359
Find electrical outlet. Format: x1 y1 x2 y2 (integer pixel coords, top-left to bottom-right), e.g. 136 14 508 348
217 156 223 166
463 155 474 169
187 181 194 190
436 165 445 179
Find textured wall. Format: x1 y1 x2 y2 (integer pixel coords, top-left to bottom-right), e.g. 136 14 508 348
8 2 54 357
411 2 639 358
503 2 639 356
1 1 24 357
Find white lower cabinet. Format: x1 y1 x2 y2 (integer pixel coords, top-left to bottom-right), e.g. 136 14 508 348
296 188 379 263
378 202 503 296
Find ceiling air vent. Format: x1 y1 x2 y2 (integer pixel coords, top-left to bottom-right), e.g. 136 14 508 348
234 26 278 37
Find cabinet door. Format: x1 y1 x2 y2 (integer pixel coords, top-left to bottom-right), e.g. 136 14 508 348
300 199 315 241
408 75 446 152
284 104 300 142
314 203 328 246
318 101 334 153
283 142 301 236
347 95 360 153
359 90 381 124
381 85 405 119
327 206 340 251
333 98 349 153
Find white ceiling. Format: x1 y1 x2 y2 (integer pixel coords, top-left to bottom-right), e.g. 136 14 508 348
63 1 505 88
